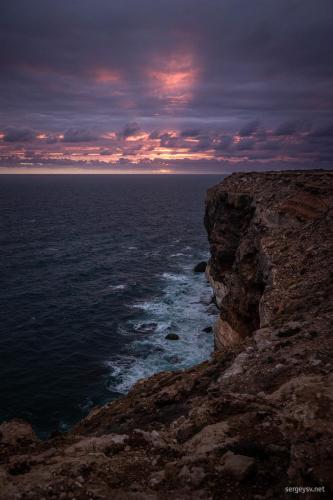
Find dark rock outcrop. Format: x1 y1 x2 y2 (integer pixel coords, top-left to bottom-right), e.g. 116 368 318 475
193 261 207 273
165 333 179 340
0 171 332 500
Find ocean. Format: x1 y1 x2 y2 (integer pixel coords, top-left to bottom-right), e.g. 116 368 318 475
0 174 222 437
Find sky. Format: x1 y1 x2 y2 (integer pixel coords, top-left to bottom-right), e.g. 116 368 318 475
1 0 333 173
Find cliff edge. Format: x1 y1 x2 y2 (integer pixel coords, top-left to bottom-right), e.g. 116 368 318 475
1 171 332 500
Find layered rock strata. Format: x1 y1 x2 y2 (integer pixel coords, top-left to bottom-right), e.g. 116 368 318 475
0 171 332 500
205 171 333 349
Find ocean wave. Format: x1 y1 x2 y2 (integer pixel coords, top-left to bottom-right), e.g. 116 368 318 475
161 272 188 281
106 261 216 395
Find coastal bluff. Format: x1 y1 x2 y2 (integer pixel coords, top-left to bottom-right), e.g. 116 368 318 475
1 171 332 499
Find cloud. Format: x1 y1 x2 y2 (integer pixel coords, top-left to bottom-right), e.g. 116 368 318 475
118 122 141 139
149 130 161 140
235 138 255 151
3 127 36 142
0 0 332 170
310 123 333 137
274 121 298 136
62 129 97 142
214 135 233 151
239 120 260 137
46 135 59 144
180 129 200 138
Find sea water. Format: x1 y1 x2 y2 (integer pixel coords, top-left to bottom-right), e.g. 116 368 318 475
0 174 222 436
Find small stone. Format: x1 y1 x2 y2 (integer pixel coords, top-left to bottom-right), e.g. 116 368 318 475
149 470 165 487
179 465 206 486
276 321 302 338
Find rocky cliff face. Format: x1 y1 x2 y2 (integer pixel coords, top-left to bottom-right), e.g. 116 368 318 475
205 171 333 351
1 171 332 500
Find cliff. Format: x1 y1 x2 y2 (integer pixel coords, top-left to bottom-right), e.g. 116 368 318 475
1 171 332 500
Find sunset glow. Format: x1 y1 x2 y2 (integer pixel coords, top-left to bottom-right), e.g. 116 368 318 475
0 1 331 173
148 53 197 106
94 69 121 84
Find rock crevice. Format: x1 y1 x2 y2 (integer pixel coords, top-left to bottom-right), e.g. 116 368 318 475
205 188 267 346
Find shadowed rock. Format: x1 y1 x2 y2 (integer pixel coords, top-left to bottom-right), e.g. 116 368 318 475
193 261 207 272
165 333 179 340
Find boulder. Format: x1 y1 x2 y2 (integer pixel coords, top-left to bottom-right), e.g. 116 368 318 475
194 261 207 273
165 333 179 340
0 419 38 446
218 451 255 481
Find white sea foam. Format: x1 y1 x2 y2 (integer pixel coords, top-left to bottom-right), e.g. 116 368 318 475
108 284 126 291
106 262 216 395
161 272 188 281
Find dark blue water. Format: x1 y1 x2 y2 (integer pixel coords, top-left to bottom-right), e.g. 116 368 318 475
0 174 221 437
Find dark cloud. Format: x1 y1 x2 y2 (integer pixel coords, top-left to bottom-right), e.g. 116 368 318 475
239 120 260 137
119 122 141 139
149 130 161 140
46 135 59 144
159 133 178 148
274 121 298 136
62 129 97 142
214 135 233 151
180 129 200 138
259 140 281 151
235 138 255 151
310 123 333 137
3 127 36 142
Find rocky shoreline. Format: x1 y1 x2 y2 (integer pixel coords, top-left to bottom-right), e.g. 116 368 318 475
1 170 332 499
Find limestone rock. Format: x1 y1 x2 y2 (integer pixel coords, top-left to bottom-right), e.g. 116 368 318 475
213 317 243 348
218 451 255 481
185 421 231 456
0 419 38 446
